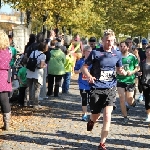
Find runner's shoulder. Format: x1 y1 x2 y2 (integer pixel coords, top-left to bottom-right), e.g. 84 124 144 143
128 52 137 59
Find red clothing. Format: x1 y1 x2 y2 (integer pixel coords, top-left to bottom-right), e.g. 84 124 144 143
0 49 12 92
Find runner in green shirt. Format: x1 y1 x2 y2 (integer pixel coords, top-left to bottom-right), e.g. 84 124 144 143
117 41 139 125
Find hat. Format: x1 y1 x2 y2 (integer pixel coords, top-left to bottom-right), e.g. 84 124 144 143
142 38 148 44
89 37 96 42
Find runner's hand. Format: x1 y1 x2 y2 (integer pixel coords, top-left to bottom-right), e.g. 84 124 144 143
118 67 127 76
127 71 134 76
137 72 142 76
88 76 96 83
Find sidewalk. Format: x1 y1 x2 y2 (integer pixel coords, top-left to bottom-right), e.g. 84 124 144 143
0 75 150 150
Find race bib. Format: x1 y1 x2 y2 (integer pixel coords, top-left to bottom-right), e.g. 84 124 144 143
123 64 129 71
99 70 114 81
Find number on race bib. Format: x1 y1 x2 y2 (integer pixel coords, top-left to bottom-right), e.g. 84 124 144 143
99 70 114 81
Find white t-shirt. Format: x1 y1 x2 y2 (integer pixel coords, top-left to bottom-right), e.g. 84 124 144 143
26 50 46 85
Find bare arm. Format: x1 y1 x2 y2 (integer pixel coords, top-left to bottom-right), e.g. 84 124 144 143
81 64 96 83
133 49 140 62
116 67 127 75
40 61 47 68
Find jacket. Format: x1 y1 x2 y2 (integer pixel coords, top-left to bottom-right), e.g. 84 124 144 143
48 49 66 75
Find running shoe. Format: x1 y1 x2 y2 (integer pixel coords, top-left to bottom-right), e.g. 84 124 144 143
138 95 143 102
98 143 107 150
87 120 94 131
82 114 88 121
145 115 150 122
122 117 129 125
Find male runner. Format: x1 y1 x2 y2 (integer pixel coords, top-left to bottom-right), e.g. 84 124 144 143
81 29 127 150
117 41 139 124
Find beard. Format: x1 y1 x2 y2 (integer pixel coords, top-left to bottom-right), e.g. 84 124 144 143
121 49 128 54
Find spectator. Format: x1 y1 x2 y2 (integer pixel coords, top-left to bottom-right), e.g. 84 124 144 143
26 42 47 109
17 60 27 107
0 30 12 130
62 48 74 93
47 40 66 97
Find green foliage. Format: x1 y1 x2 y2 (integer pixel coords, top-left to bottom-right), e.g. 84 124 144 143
3 0 150 38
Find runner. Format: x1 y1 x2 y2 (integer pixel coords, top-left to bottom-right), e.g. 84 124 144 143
88 37 100 50
117 41 139 124
74 45 92 121
125 38 140 108
81 29 127 150
140 46 150 122
137 38 147 101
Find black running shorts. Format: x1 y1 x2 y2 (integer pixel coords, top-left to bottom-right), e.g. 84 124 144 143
89 87 116 114
117 82 135 92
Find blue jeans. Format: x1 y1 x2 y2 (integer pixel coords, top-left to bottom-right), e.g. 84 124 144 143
62 72 71 92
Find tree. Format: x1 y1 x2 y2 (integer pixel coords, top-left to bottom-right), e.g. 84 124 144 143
3 0 150 38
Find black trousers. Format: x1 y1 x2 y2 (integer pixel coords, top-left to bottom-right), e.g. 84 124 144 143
18 87 27 106
80 89 90 106
47 74 63 96
138 77 143 93
142 85 150 110
0 92 11 113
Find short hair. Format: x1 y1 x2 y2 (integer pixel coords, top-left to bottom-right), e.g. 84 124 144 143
36 32 44 43
120 41 129 47
103 29 115 37
89 37 96 42
38 42 48 52
83 45 91 51
51 39 57 46
0 30 10 50
126 37 132 41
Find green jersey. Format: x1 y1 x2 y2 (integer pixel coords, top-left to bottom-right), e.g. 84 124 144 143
117 53 138 84
17 67 27 87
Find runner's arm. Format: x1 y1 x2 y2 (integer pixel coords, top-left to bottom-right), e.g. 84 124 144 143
133 49 140 62
116 67 127 76
127 65 140 76
81 52 96 83
116 52 127 75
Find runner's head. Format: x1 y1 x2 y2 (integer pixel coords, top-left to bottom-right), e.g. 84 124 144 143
125 38 132 49
120 41 129 54
142 38 148 49
146 46 150 58
83 45 92 59
102 29 115 51
89 37 96 49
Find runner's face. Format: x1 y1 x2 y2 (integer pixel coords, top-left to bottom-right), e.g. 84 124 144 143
103 35 115 50
84 49 92 58
126 39 132 48
89 42 96 49
120 43 128 53
146 48 150 58
142 44 147 49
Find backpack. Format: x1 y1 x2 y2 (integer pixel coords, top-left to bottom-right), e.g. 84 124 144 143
26 51 42 72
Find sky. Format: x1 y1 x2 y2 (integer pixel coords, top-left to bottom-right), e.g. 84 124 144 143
0 4 14 14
